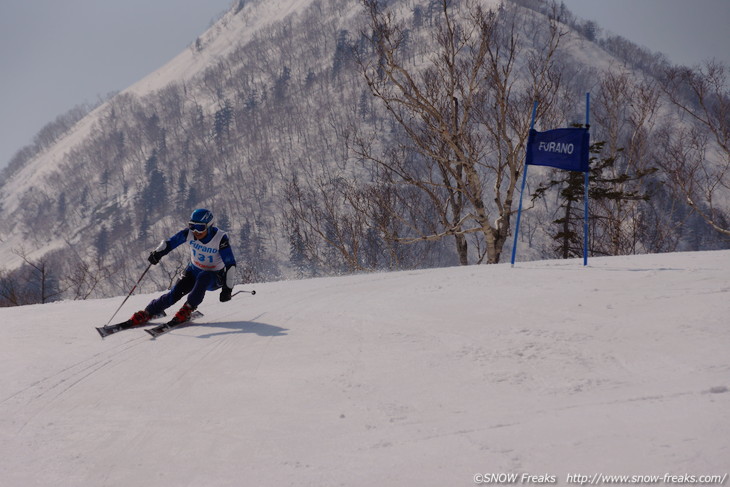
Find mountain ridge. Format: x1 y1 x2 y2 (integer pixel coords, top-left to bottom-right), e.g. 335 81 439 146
0 0 727 304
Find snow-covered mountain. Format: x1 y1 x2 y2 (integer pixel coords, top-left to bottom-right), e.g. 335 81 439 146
0 250 728 485
0 0 727 303
0 0 319 266
1 0 328 248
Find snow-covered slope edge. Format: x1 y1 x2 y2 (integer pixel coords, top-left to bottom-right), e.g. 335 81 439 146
1 250 728 486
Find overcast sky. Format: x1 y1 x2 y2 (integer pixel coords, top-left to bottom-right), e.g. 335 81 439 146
0 0 232 171
560 0 730 67
1 0 728 171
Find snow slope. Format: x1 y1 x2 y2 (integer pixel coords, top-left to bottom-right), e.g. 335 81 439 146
1 251 728 486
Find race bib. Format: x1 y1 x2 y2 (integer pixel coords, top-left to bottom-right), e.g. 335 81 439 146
188 230 225 271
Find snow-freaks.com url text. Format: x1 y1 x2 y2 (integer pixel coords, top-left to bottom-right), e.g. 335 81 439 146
473 473 728 485
565 474 728 485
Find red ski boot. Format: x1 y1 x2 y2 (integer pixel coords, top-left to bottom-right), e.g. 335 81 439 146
172 303 195 324
129 310 151 326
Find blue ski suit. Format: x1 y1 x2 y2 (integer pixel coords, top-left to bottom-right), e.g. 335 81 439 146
145 227 236 315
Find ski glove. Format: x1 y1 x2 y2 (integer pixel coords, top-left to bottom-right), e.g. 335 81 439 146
148 240 168 265
220 265 236 302
148 251 163 265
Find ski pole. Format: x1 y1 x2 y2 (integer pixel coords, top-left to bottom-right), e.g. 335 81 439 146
105 263 153 325
232 289 256 297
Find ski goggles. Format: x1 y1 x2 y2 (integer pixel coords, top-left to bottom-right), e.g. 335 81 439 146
188 222 208 233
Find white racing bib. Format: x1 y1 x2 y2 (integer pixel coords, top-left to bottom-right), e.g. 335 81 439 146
188 229 226 271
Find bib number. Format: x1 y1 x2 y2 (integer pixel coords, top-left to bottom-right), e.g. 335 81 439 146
192 248 214 264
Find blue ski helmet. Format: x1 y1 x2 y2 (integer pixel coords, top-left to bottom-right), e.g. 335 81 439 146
189 208 213 232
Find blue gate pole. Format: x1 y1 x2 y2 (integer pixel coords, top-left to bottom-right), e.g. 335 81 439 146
510 101 539 267
583 92 591 266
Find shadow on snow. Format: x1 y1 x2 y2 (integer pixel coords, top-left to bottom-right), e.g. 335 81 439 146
191 321 289 339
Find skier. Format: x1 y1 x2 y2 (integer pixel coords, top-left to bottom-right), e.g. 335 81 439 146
128 208 237 326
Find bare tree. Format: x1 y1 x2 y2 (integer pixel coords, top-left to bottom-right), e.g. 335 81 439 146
355 0 566 263
284 172 371 272
591 68 662 255
0 269 24 307
12 248 64 304
63 258 107 300
658 60 730 237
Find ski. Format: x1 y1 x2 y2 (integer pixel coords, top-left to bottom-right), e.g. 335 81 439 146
95 312 167 339
145 311 204 339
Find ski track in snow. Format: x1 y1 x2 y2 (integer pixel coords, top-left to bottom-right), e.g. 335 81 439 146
0 251 729 486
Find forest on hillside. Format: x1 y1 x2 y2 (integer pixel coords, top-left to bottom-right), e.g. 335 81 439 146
1 0 728 306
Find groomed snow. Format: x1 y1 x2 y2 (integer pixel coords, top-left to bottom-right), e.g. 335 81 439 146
1 251 728 486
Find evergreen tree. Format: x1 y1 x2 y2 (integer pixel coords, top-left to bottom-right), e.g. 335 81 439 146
412 5 424 28
359 91 371 120
363 227 381 269
532 141 656 258
176 169 190 209
217 212 231 232
56 192 67 220
273 66 291 101
186 185 199 211
289 224 309 278
213 100 233 149
136 150 167 241
239 221 252 258
332 30 353 78
304 70 316 90
145 168 167 213
96 225 109 256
